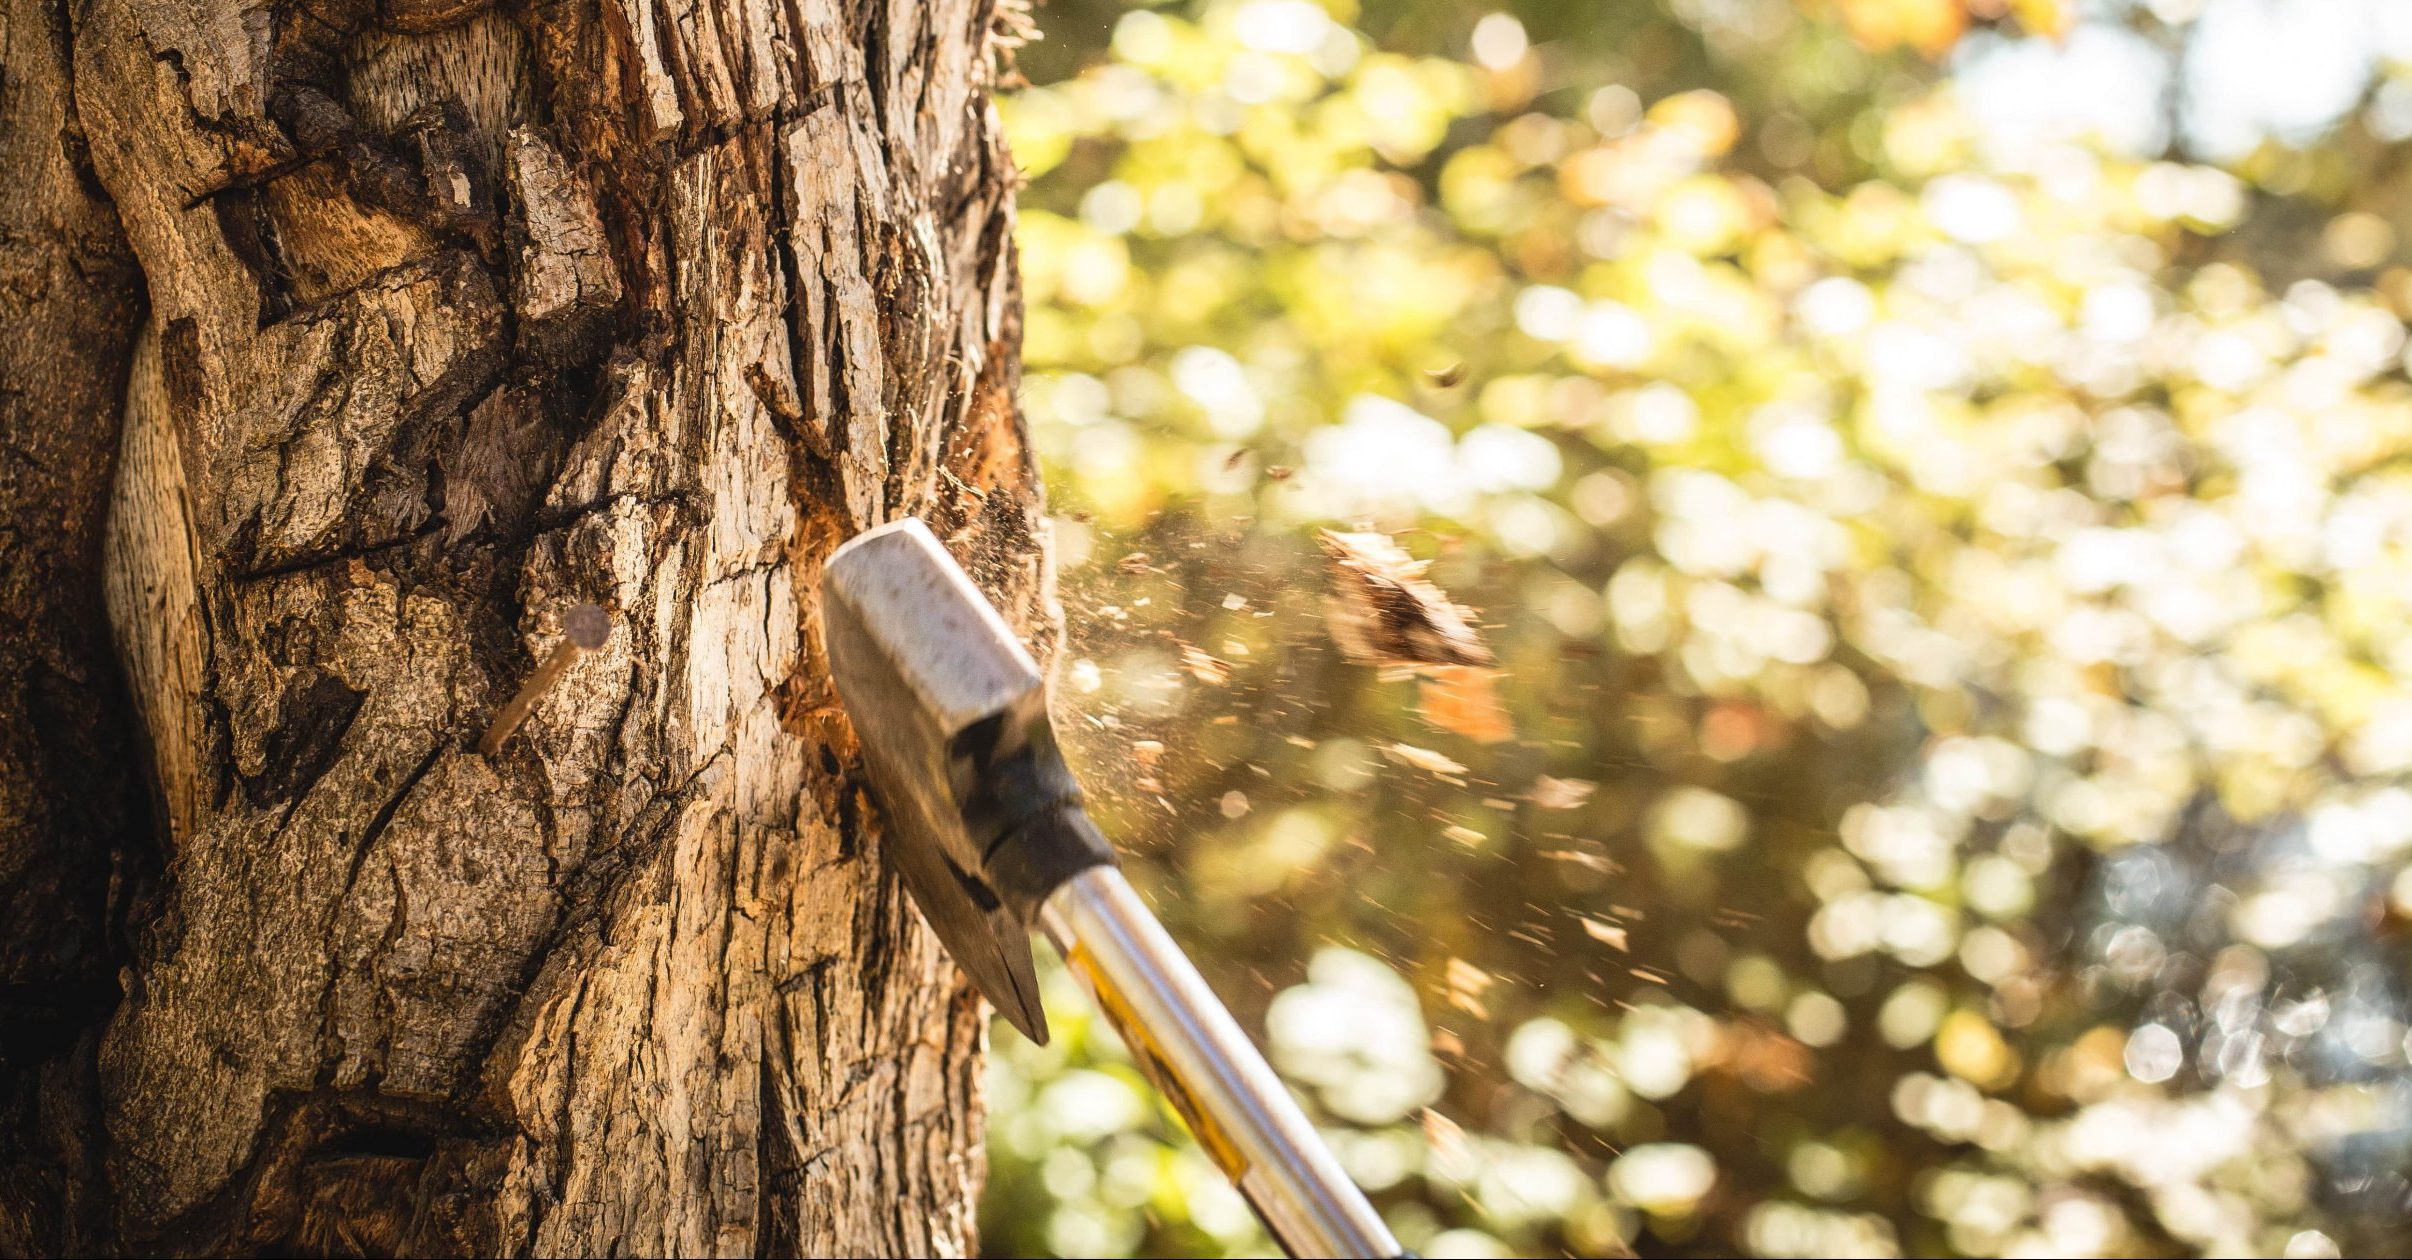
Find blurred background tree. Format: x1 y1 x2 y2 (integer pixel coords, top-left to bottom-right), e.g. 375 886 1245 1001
980 2 2412 1256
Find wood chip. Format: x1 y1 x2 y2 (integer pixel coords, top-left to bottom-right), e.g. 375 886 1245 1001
1179 644 1231 685
1540 847 1619 874
1578 916 1630 951
1382 742 1466 777
1417 664 1513 743
1421 1108 1472 1170
1527 775 1597 810
1445 958 1495 1018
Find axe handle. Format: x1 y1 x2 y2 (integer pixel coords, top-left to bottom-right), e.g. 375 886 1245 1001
1039 866 1405 1260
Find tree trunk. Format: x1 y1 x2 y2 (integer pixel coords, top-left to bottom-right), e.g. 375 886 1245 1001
1 0 1044 1252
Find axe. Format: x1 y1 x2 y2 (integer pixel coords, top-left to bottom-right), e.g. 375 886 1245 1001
824 518 1404 1259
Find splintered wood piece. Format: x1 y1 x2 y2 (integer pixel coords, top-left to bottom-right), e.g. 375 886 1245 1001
1317 529 1494 669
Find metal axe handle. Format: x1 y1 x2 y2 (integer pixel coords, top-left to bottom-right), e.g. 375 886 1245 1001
1038 866 1405 1260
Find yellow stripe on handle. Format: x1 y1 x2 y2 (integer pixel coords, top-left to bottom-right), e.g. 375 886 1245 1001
1064 940 1252 1179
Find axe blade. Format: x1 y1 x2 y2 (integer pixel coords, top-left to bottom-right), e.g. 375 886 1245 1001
823 519 1052 1042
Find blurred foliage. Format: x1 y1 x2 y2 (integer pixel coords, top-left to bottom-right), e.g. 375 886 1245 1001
979 2 2412 1257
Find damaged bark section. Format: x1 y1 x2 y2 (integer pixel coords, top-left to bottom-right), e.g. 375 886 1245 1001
0 0 1048 1253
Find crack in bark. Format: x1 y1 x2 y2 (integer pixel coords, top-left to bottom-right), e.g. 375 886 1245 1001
312 739 447 1087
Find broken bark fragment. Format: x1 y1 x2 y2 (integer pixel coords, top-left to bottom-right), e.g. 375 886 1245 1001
1318 528 1495 669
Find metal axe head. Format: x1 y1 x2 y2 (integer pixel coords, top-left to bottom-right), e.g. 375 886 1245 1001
822 518 1091 1043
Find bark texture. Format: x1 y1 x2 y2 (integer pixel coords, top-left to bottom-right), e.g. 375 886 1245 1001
0 0 156 1246
2 0 1044 1252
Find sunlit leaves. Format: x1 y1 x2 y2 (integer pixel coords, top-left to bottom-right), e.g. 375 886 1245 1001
986 2 2412 1259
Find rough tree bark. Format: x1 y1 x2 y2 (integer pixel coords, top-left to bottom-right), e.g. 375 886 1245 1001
0 0 1047 1252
